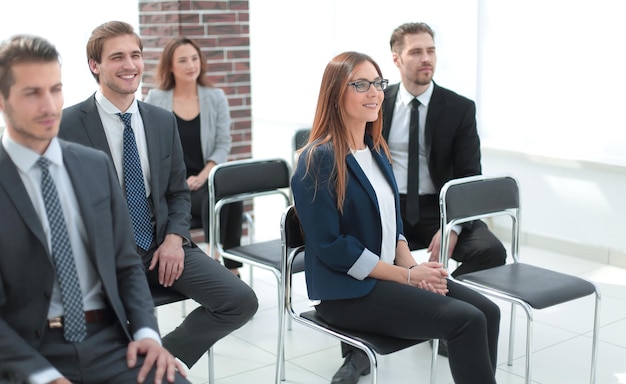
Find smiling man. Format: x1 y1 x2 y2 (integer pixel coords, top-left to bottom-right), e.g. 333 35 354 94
0 34 188 384
58 21 258 370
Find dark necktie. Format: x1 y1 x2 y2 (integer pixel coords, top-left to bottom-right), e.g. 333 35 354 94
117 112 154 250
405 98 421 225
37 157 87 342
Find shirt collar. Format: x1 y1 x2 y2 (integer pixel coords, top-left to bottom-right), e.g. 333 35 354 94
398 81 434 108
2 131 64 173
95 89 139 115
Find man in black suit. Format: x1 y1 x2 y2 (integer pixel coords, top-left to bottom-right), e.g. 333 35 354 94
58 21 258 369
0 34 188 383
382 21 505 277
330 22 506 384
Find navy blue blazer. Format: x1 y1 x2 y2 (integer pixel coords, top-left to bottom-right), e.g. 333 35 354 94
291 135 403 301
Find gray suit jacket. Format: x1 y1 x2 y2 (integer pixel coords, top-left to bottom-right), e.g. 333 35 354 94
58 94 192 250
0 140 158 379
144 86 232 166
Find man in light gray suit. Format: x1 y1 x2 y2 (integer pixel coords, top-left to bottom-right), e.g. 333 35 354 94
58 21 258 369
0 34 188 383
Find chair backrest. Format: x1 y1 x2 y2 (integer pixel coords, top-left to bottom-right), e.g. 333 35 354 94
291 128 311 168
439 175 520 267
208 158 292 255
292 128 311 152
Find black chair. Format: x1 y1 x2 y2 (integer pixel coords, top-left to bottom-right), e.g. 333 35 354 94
439 175 601 384
207 158 305 383
278 205 437 384
150 285 214 384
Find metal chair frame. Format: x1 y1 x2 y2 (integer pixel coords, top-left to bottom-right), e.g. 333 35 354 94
208 158 304 383
439 175 601 384
278 205 437 384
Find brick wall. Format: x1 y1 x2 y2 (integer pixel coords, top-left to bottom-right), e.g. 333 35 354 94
138 0 252 161
138 0 252 243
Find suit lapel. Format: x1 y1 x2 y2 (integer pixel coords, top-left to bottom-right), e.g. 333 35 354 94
346 137 397 211
80 95 115 158
137 102 160 207
425 83 444 158
382 84 399 141
0 145 48 249
61 142 98 265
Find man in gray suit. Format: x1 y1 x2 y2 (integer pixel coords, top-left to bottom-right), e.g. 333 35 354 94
0 34 188 383
58 21 258 369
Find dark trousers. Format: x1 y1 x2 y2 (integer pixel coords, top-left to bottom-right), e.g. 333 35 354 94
30 322 190 384
190 184 244 269
143 245 258 367
400 194 506 277
318 280 499 384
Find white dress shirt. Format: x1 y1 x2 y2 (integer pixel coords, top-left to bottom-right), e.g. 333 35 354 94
94 91 152 197
387 81 436 195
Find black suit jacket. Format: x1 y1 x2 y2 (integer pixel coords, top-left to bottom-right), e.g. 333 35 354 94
58 94 192 251
0 140 158 378
382 82 482 192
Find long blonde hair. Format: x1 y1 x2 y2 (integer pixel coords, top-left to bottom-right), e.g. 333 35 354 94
300 51 390 213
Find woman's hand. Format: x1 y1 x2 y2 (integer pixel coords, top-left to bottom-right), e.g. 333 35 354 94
408 262 449 295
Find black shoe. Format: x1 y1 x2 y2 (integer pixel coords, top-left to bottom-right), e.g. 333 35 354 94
331 350 371 384
430 339 449 357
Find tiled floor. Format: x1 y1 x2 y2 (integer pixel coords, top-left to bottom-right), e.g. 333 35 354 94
156 242 626 384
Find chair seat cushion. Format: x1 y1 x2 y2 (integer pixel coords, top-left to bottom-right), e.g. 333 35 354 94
456 263 597 309
150 284 188 306
225 239 305 273
300 310 425 355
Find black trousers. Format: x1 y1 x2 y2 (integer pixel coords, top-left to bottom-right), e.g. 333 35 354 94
400 194 506 277
317 279 499 384
190 184 244 269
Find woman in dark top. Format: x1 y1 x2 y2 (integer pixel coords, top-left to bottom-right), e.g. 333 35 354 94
145 36 243 275
291 51 500 384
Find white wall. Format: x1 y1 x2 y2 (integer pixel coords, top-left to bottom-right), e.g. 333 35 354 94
2 0 624 263
0 0 139 118
249 0 626 263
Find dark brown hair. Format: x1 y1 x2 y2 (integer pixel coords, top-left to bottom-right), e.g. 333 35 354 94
390 22 435 54
0 34 60 98
86 21 143 83
155 36 211 90
301 51 390 213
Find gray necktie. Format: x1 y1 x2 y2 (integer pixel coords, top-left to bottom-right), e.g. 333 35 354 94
38 157 87 342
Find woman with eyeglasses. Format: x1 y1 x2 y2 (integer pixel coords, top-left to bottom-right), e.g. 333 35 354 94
145 37 244 277
291 51 499 384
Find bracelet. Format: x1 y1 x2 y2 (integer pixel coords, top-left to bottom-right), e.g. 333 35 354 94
407 264 418 285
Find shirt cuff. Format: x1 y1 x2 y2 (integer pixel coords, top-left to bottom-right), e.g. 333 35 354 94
134 327 162 345
347 248 380 280
29 368 63 384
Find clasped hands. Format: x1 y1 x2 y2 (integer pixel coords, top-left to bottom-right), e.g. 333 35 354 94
408 262 449 295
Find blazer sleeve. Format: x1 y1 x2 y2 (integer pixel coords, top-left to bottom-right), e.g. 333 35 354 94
201 87 232 165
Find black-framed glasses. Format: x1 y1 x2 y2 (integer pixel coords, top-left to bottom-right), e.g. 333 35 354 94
347 79 389 93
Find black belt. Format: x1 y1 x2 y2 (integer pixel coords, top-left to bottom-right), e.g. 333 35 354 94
48 308 114 329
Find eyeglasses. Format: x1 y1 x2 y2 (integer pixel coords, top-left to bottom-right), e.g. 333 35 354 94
347 79 389 93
